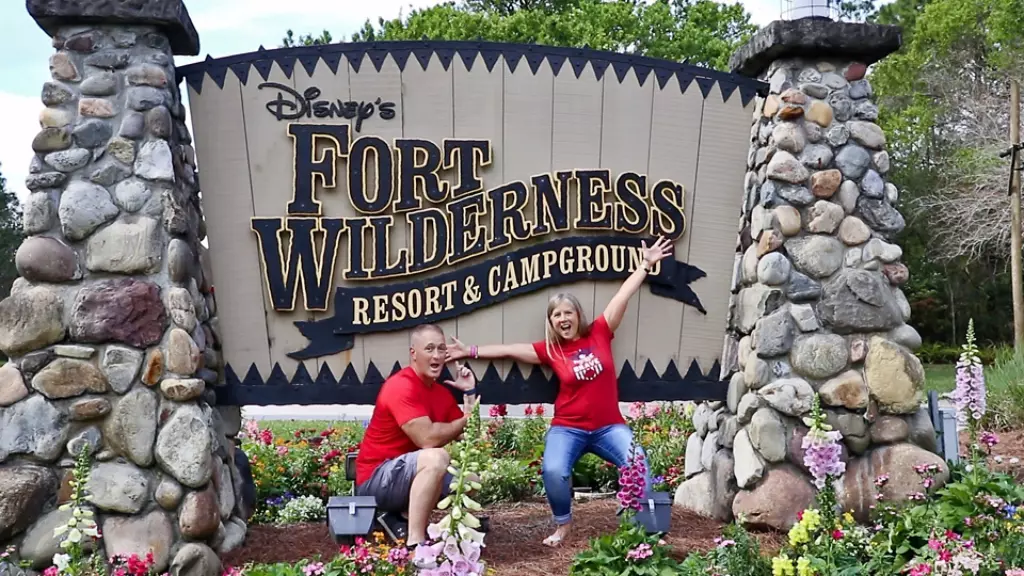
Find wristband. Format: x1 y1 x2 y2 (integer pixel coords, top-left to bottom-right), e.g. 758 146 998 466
464 387 478 396
470 344 478 358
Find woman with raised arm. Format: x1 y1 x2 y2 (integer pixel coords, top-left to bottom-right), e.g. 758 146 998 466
446 236 673 547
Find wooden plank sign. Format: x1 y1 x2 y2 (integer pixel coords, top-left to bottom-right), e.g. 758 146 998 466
177 41 765 405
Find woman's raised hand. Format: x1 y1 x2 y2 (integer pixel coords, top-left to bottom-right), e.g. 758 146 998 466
641 236 673 266
445 336 470 362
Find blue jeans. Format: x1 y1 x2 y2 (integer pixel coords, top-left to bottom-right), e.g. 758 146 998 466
541 424 651 525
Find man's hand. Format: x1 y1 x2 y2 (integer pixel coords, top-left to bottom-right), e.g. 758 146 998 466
444 361 476 392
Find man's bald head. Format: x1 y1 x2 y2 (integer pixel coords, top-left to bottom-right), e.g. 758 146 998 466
410 324 444 346
409 324 446 381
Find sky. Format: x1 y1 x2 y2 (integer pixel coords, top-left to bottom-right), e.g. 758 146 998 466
0 0 790 206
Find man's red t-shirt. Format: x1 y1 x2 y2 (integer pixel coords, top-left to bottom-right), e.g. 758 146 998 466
531 314 625 431
355 366 464 485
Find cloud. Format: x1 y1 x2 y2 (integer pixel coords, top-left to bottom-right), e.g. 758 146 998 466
0 91 42 206
187 0 435 36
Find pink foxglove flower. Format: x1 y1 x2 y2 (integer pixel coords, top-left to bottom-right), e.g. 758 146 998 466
617 445 647 512
802 426 845 488
801 394 845 489
951 319 986 428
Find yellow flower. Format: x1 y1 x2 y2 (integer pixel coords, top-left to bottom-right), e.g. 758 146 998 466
842 512 855 525
772 554 795 576
796 556 814 576
800 509 821 532
788 523 809 547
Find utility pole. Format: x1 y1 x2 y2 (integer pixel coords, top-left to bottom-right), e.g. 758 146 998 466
1010 78 1024 351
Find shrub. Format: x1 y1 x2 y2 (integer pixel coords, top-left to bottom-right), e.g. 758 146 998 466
570 443 681 576
240 400 697 523
978 347 1024 431
240 421 362 522
677 525 771 576
477 457 540 504
917 341 1005 365
276 495 326 524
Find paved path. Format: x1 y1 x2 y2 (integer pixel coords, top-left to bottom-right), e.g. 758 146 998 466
240 397 954 422
242 402 638 422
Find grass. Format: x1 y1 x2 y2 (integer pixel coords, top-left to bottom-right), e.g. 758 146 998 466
252 418 364 437
924 363 957 394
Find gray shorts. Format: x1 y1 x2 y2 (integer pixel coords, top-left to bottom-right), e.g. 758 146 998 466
355 451 454 513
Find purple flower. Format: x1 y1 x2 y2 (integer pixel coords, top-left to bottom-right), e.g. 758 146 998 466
451 559 472 576
459 540 481 563
617 444 647 511
414 543 443 566
951 320 986 428
626 543 653 561
980 431 999 448
802 427 845 489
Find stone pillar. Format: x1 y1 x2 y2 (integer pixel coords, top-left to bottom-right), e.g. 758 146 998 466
674 18 950 529
0 2 244 573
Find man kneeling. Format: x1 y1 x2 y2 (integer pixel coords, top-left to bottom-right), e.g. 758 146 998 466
354 324 479 547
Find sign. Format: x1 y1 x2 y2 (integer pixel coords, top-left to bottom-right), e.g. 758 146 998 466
245 116 706 356
179 41 757 391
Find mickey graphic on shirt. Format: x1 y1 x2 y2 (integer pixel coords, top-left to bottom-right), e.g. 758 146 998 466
571 348 604 381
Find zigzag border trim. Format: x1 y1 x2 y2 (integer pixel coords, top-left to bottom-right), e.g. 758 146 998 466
214 358 727 406
174 40 768 107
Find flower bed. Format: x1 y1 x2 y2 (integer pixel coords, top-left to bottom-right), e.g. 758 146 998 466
10 322 1024 576
240 402 694 525
222 321 1024 575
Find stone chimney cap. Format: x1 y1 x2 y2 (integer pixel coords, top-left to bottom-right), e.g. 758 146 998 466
730 18 902 78
26 0 200 56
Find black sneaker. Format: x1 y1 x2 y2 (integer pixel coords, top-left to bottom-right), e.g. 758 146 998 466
376 511 409 543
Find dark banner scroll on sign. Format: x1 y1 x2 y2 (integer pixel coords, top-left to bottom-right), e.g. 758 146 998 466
288 235 706 360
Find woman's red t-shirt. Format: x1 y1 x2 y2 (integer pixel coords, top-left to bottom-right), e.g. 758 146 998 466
531 314 625 431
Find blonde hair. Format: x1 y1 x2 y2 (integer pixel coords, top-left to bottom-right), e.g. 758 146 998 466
544 292 590 361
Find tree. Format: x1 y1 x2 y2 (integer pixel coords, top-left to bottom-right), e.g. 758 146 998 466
285 0 757 71
281 28 333 47
864 0 1024 345
870 0 1024 261
0 164 23 359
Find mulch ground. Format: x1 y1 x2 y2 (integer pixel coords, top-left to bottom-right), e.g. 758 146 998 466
961 427 1024 481
222 499 785 575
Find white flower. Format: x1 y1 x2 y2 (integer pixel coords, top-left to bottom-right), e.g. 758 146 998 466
53 553 71 572
995 456 1004 464
457 524 486 545
1012 457 1020 465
